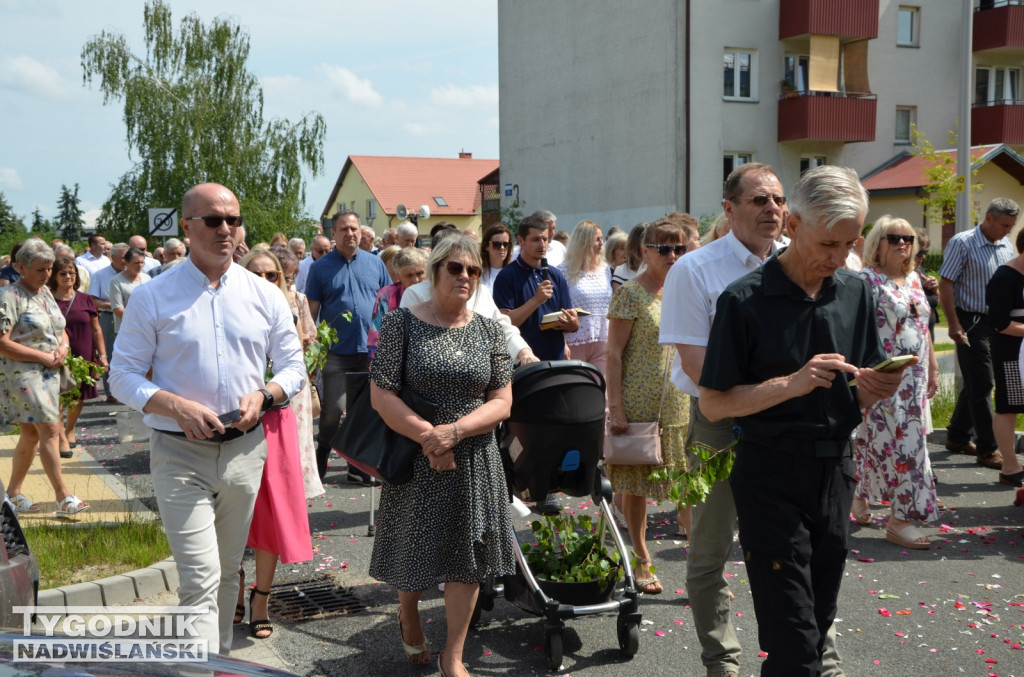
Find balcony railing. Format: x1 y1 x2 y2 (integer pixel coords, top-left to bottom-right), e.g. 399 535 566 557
971 101 1024 145
779 0 879 40
778 92 877 143
974 1 1024 52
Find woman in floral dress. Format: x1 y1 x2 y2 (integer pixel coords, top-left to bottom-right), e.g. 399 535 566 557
605 219 692 593
853 216 940 550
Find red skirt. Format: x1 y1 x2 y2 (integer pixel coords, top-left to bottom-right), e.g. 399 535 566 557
247 407 314 564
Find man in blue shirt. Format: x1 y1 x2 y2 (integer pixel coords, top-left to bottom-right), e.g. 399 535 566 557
306 210 391 481
492 215 578 361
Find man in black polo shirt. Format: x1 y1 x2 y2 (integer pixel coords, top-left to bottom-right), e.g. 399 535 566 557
699 166 912 677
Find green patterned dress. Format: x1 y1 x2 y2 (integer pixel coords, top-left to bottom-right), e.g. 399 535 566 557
605 280 689 501
0 282 65 423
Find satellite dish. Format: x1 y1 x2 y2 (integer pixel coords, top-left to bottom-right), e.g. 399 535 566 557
396 204 409 220
418 205 430 220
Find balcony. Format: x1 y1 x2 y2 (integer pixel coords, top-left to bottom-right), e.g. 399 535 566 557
974 2 1024 53
779 0 879 40
778 93 877 143
972 102 1024 145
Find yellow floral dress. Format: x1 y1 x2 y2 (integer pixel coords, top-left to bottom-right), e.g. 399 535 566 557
0 282 65 423
605 280 689 501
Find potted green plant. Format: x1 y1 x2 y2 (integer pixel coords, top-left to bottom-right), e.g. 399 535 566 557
780 79 799 98
520 511 623 605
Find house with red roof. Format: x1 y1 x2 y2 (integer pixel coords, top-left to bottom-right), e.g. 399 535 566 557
862 144 1024 247
320 153 500 237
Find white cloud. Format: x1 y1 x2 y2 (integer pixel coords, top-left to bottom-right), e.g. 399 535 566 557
429 84 498 111
82 207 102 231
318 65 383 107
0 55 68 100
0 167 24 192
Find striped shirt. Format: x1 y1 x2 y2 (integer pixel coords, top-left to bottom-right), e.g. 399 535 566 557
939 226 1013 313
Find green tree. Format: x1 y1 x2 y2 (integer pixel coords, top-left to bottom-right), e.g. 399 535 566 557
55 183 85 244
0 191 28 257
30 208 51 232
911 123 983 227
80 0 325 244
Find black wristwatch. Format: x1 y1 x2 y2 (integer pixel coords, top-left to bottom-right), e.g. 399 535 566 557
258 388 275 412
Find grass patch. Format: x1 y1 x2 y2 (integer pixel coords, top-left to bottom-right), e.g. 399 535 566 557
930 383 1024 430
24 519 171 589
933 342 955 352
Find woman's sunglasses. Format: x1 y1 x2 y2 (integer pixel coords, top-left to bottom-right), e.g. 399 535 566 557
250 269 281 283
885 234 915 245
444 261 482 279
489 241 510 250
645 243 687 256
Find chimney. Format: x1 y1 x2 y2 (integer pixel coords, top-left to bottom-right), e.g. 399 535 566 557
459 151 472 159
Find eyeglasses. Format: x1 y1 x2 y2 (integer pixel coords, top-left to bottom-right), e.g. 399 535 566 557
885 234 915 245
489 241 510 250
733 195 787 207
249 270 281 283
645 243 687 256
915 249 929 258
185 215 244 228
444 261 482 279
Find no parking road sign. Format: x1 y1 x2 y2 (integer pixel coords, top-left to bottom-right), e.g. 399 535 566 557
148 208 178 237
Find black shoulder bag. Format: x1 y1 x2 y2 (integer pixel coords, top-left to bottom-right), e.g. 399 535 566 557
331 308 438 484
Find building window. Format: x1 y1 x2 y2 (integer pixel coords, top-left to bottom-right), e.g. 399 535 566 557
338 202 347 212
800 156 827 174
723 153 752 183
433 196 448 207
784 55 810 93
366 199 377 220
975 66 1021 106
897 6 919 47
895 106 916 143
723 49 756 100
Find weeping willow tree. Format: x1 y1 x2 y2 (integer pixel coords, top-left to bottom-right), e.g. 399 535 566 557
81 0 326 243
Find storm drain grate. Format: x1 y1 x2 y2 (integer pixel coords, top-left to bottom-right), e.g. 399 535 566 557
268 576 368 621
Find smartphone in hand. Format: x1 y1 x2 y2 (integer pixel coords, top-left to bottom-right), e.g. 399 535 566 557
218 409 242 425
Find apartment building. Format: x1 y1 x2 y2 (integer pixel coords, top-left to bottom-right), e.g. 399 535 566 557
498 0 1024 241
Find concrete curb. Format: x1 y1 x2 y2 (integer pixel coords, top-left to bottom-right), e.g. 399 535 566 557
36 556 179 610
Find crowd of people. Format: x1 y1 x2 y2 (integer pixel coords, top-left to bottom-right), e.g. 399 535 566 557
1 167 1022 676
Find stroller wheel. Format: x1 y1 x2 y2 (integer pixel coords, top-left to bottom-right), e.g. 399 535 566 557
617 618 640 657
543 631 563 670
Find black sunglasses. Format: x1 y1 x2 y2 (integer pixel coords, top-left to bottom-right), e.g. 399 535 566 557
444 261 482 279
885 234 915 245
645 243 687 256
915 249 929 258
185 215 244 228
250 270 280 283
734 194 787 207
489 241 510 250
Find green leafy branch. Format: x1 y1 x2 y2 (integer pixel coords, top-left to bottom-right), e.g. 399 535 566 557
649 440 736 508
60 355 105 408
521 511 622 584
304 320 338 374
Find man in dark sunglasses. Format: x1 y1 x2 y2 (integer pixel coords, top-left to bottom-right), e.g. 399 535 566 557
305 210 391 482
699 165 910 677
109 182 306 655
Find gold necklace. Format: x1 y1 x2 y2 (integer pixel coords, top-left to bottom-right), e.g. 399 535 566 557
431 304 468 357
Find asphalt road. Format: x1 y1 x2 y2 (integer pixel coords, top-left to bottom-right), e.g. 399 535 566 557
73 400 1023 677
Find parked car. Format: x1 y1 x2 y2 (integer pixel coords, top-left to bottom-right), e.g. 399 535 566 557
0 479 38 629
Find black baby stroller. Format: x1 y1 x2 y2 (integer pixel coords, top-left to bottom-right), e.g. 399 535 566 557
475 360 641 669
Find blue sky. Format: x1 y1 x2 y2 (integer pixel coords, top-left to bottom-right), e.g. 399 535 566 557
0 0 499 227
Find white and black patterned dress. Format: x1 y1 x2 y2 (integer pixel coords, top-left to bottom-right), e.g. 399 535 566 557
368 309 516 591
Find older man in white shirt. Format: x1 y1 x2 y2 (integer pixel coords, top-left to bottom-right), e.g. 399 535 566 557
109 183 305 656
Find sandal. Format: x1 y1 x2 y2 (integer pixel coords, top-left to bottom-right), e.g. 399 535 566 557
10 493 41 514
55 495 89 516
634 557 663 594
398 608 431 665
249 587 273 639
851 497 872 526
234 570 246 624
885 523 930 550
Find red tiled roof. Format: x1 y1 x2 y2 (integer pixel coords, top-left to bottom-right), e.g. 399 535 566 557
861 145 1001 191
324 155 499 217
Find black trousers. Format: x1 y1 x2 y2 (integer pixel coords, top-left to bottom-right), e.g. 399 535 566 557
947 308 997 454
316 352 370 479
730 441 854 677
